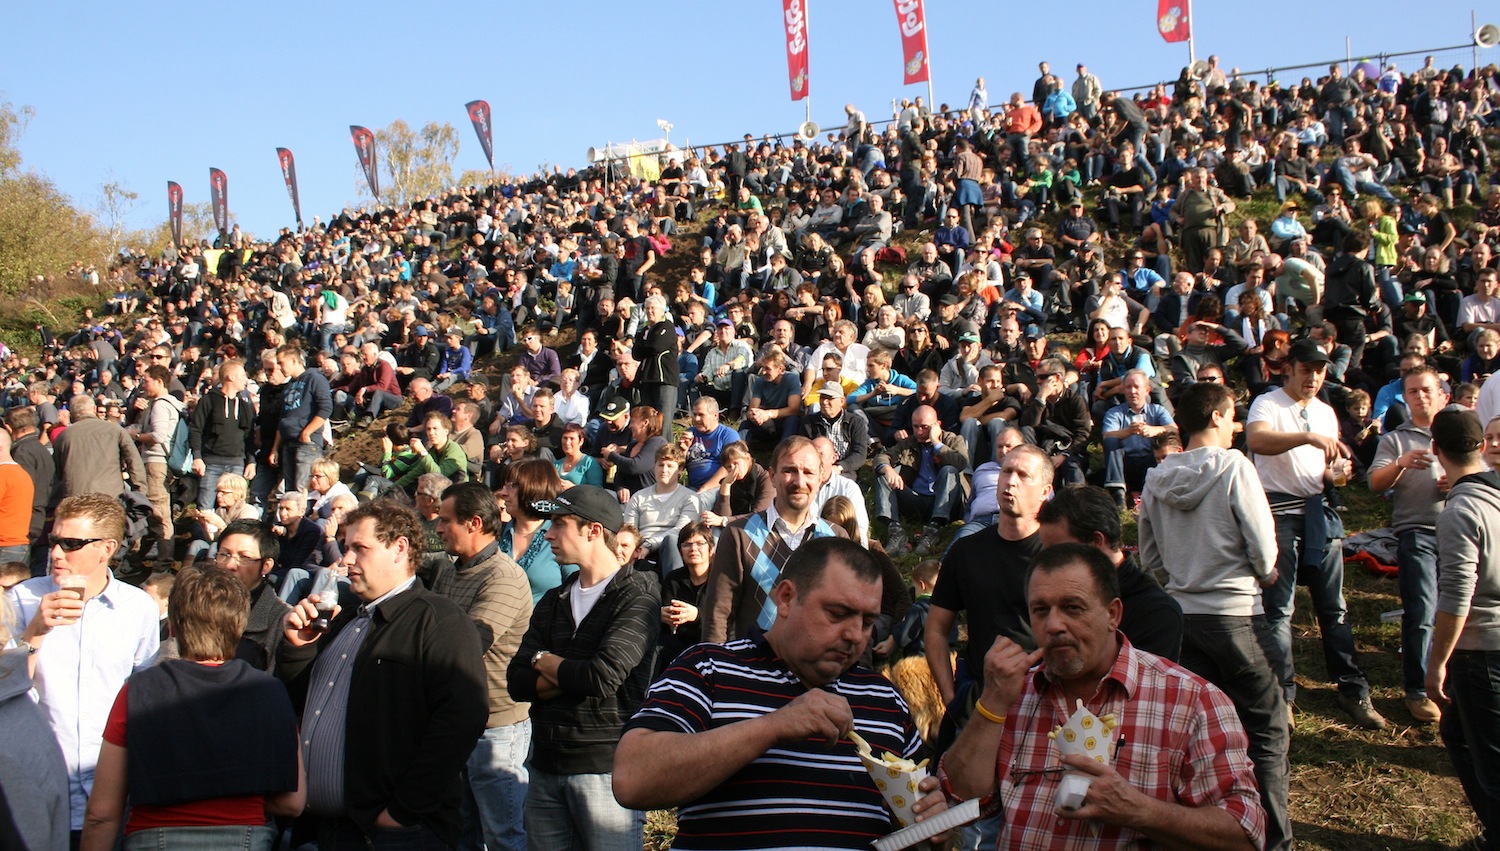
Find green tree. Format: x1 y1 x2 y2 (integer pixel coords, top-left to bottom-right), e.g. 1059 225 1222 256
0 171 109 295
0 98 35 176
363 119 460 208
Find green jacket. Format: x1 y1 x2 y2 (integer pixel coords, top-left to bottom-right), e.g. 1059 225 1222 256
398 439 470 488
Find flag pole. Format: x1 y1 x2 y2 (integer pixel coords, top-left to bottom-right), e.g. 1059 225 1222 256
804 0 813 128
1186 0 1196 64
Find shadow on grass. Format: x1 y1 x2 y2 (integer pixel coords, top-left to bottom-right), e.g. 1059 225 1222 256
1291 820 1455 851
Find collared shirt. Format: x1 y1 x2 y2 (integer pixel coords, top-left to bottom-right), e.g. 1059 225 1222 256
9 572 160 829
972 637 1264 850
302 576 416 814
764 501 818 550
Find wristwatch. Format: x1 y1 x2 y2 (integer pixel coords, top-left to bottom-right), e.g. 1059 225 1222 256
530 649 550 668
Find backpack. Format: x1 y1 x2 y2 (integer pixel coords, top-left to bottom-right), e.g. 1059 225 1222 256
155 398 193 477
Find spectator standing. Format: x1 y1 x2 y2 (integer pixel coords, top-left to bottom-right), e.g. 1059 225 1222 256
1428 409 1500 851
633 297 679 437
188 358 256 508
701 437 844 643
0 431 34 566
1246 338 1387 730
7 494 160 840
432 482 535 851
1367 367 1450 724
1138 380 1291 851
279 499 489 848
131 364 185 566
270 344 332 494
5 406 51 572
507 486 659 851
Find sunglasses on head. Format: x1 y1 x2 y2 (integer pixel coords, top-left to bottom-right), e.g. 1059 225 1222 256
50 536 105 552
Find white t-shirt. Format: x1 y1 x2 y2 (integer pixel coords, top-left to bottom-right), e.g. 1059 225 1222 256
1247 387 1335 499
1458 294 1500 329
570 573 612 625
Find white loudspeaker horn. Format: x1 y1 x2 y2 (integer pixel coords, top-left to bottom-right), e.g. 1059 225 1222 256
1477 23 1500 48
586 147 603 163
797 120 820 142
1188 59 1211 79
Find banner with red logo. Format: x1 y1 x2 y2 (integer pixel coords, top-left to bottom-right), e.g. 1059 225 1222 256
893 0 930 85
208 168 228 236
350 125 381 201
465 100 495 170
1157 0 1190 43
782 0 809 102
166 181 183 247
275 148 303 226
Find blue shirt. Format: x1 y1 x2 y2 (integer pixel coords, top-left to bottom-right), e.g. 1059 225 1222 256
683 423 739 489
1103 402 1176 455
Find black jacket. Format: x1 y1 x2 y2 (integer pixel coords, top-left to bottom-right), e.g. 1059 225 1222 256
508 566 659 775
189 387 255 463
279 584 487 845
634 320 680 388
1117 556 1183 662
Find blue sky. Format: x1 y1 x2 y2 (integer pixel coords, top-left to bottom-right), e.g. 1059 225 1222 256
5 1 1491 240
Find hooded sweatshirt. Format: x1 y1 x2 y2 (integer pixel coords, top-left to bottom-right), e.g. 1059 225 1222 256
1137 445 1277 617
142 393 186 463
1436 471 1500 651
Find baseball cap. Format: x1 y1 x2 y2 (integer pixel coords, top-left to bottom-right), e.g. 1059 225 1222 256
715 318 734 328
938 294 960 306
1287 338 1331 365
817 380 845 397
1431 408 1485 456
599 397 630 421
531 485 623 533
1403 292 1427 304
958 332 982 344
466 375 488 388
413 325 432 337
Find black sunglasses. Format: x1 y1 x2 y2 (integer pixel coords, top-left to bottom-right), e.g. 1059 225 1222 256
50 536 106 552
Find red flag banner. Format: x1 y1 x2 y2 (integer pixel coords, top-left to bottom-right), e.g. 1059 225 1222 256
465 100 495 170
1157 0 1190 43
893 0 930 85
166 181 183 247
350 125 381 201
275 147 303 226
782 0 809 102
208 168 228 236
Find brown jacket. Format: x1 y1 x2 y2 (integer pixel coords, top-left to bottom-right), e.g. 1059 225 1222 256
51 416 147 505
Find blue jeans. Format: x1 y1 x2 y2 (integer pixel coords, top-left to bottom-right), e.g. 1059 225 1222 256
1102 442 1155 492
1440 648 1500 843
461 720 531 851
0 544 29 566
1178 614 1292 851
959 417 1008 468
1397 528 1439 696
280 442 323 494
197 455 243 508
875 466 962 525
123 824 275 850
1262 511 1370 704
361 390 404 418
525 769 644 851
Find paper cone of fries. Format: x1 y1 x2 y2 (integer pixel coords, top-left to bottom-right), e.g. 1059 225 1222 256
1047 699 1120 810
850 732 930 828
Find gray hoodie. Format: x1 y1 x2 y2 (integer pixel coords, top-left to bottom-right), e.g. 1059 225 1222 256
141 393 185 463
1437 472 1500 651
1138 446 1278 617
0 651 70 851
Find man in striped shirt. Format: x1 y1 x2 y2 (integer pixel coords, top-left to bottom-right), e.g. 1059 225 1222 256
614 537 949 850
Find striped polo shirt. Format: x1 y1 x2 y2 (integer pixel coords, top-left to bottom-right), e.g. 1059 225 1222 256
625 633 922 850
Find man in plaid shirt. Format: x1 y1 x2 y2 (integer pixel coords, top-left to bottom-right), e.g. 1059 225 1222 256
938 543 1265 850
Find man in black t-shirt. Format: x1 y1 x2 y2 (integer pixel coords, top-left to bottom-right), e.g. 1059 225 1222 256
925 444 1052 709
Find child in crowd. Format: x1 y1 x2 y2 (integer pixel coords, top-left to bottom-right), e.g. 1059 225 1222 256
1453 381 1480 410
0 561 29 592
623 445 699 574
1340 388 1382 471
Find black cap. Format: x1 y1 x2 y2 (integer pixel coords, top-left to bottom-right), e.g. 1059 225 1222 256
532 485 623 533
1431 408 1485 456
938 294 960 306
599 397 630 421
1287 338 1331 365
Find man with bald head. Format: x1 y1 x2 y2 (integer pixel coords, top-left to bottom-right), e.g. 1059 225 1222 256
51 394 147 503
344 341 404 429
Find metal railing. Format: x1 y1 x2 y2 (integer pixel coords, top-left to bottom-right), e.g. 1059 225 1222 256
654 36 1494 162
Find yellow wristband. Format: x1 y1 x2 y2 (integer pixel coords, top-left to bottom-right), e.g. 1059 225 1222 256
974 699 1007 726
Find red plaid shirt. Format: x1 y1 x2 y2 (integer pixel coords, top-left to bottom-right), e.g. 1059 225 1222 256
973 636 1265 850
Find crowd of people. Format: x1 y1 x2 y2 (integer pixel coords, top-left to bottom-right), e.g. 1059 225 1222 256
1 49 1499 851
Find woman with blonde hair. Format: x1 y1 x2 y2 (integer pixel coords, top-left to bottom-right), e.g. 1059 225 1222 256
186 472 261 563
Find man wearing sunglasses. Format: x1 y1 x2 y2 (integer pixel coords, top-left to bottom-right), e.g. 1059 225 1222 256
8 494 161 842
